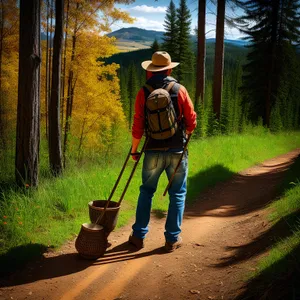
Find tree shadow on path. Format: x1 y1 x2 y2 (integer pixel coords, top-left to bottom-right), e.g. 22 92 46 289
212 209 300 268
185 153 299 219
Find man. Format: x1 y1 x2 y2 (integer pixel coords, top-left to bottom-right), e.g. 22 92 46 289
129 51 197 252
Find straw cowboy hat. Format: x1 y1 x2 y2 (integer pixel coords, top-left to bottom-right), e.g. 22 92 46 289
141 51 180 72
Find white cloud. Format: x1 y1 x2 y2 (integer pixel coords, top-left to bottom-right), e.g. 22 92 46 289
110 17 165 32
134 16 165 31
130 5 167 13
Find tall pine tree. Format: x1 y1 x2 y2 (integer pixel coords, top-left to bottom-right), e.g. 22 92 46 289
151 38 160 53
212 0 225 121
195 0 206 107
16 0 41 187
49 0 63 176
163 0 178 60
236 0 300 127
176 0 193 84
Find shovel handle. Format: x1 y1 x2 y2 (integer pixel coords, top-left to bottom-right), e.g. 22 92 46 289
95 147 131 225
108 148 132 202
163 134 192 197
117 138 148 206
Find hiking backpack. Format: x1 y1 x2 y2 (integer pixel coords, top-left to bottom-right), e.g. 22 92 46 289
144 81 178 140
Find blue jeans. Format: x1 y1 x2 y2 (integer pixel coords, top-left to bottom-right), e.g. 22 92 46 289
132 150 188 243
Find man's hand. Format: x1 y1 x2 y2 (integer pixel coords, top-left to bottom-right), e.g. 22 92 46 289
186 130 193 135
131 152 141 161
131 137 141 161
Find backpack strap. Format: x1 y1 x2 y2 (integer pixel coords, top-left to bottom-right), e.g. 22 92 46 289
169 82 180 120
144 84 154 93
164 81 176 93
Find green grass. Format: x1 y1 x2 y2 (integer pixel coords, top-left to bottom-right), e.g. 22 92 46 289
257 156 300 276
1 129 300 275
237 152 300 299
257 182 300 273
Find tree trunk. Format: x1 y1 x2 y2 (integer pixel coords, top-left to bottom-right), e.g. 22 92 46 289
48 0 53 110
77 116 87 160
212 0 225 121
61 0 69 130
45 0 49 138
16 0 41 187
49 0 63 176
265 0 279 127
63 2 78 167
195 0 206 107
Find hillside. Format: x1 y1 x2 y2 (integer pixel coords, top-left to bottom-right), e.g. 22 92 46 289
107 27 165 44
104 43 248 80
107 27 248 51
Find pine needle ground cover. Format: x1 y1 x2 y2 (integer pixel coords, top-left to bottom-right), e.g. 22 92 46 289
1 130 300 274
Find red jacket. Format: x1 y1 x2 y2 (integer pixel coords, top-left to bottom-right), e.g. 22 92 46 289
132 84 197 139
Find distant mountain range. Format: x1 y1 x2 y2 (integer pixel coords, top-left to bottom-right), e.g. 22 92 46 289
107 27 165 44
107 27 248 47
207 38 248 47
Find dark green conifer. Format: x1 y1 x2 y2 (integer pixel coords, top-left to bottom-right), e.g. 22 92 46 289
151 39 160 53
236 0 300 127
127 63 138 129
162 0 178 60
175 0 193 84
119 68 129 123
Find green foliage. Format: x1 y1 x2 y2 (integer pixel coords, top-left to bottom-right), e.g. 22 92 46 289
221 64 243 134
205 43 248 81
270 99 283 132
194 82 214 138
127 63 138 129
104 48 152 69
277 44 300 130
162 0 178 60
236 0 300 126
151 39 160 53
119 68 129 120
175 0 193 84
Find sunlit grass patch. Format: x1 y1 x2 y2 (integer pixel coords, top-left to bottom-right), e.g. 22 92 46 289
256 226 300 275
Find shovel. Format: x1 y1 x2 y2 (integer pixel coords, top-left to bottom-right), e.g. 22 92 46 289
75 138 147 259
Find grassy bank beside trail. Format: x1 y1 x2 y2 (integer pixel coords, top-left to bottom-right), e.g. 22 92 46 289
1 129 300 275
238 154 300 300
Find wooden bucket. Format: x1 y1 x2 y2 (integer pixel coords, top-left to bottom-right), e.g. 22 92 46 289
75 141 147 260
75 223 107 259
88 200 120 237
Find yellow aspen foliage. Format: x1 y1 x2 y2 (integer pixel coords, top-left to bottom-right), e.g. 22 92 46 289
60 0 134 156
40 40 49 125
1 0 135 157
63 31 125 153
0 0 19 138
2 50 18 123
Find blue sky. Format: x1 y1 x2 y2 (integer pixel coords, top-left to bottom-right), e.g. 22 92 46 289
113 0 245 40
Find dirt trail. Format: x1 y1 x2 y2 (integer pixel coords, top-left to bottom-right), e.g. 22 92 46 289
1 149 300 300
